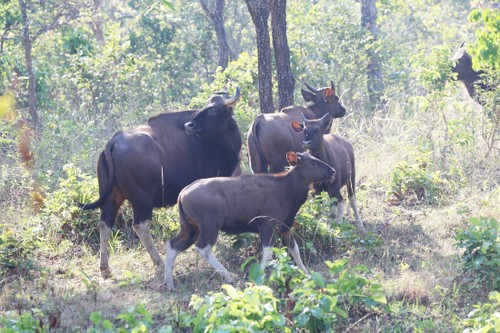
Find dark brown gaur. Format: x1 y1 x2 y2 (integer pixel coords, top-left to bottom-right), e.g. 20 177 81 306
451 42 491 105
247 81 346 173
79 88 242 278
164 151 336 290
291 113 365 233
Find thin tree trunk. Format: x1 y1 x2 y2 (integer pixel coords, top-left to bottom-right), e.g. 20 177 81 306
245 0 274 113
200 0 230 70
91 0 105 46
361 0 384 113
19 0 41 135
272 0 294 109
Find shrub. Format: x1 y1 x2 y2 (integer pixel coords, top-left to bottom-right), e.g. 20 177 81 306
455 217 500 290
0 225 35 280
387 154 447 205
184 284 286 333
0 309 47 332
463 291 500 333
291 259 387 332
40 163 100 244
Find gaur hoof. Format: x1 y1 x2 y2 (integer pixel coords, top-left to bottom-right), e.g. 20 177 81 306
100 267 112 279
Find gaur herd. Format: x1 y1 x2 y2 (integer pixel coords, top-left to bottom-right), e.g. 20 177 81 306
80 45 484 289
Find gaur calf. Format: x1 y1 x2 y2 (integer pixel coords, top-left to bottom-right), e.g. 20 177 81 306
291 113 365 233
164 151 335 290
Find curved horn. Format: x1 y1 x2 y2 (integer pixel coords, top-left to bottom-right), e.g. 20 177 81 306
224 86 241 106
330 81 336 93
304 82 318 93
459 40 465 48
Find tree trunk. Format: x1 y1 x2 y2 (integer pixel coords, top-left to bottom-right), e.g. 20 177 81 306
272 0 294 110
361 0 384 113
19 0 41 135
91 0 105 46
200 0 230 70
245 0 274 113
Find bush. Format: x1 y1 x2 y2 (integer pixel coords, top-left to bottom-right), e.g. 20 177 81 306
184 284 286 333
0 225 35 280
387 154 449 205
455 217 500 290
40 163 100 244
291 259 387 332
463 291 500 333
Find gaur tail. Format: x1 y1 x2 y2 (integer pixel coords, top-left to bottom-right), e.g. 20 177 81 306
177 200 199 248
247 116 268 173
78 141 115 210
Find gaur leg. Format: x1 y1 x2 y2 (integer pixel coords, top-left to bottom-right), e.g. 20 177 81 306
132 204 162 268
164 217 199 290
98 198 121 278
254 216 278 270
196 245 233 283
347 178 365 232
133 220 162 266
280 228 307 273
195 219 233 283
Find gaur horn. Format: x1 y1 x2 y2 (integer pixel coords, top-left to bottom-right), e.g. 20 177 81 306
330 81 336 93
304 82 318 93
301 113 308 122
224 87 241 106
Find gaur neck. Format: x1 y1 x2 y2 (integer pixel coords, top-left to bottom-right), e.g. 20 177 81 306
204 119 242 176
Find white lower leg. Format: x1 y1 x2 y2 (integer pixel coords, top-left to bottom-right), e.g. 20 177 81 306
260 246 273 270
329 202 338 219
164 241 179 290
337 200 345 222
349 196 365 232
98 221 112 276
196 245 233 283
288 242 308 274
133 221 162 266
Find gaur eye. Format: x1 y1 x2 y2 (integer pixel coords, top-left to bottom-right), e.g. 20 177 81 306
209 109 217 115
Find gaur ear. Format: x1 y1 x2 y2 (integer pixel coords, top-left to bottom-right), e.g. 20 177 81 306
291 121 304 133
323 87 334 102
286 151 299 166
301 89 315 102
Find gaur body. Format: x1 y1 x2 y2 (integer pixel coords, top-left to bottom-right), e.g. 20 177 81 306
164 151 336 290
79 88 242 278
291 113 365 232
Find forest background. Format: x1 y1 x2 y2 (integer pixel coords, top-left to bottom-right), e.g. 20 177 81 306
0 0 499 331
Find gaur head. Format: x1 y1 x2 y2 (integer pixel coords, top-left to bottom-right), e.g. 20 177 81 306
451 41 476 81
185 87 240 136
301 81 346 119
291 113 331 150
286 150 336 180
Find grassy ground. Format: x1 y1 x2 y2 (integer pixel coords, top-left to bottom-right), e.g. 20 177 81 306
0 94 498 332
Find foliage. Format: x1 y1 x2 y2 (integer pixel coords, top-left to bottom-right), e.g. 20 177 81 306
463 291 500 333
414 46 455 92
291 259 387 332
455 217 500 290
0 225 34 280
184 284 286 333
40 163 99 244
0 309 47 333
468 8 500 70
387 153 455 205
